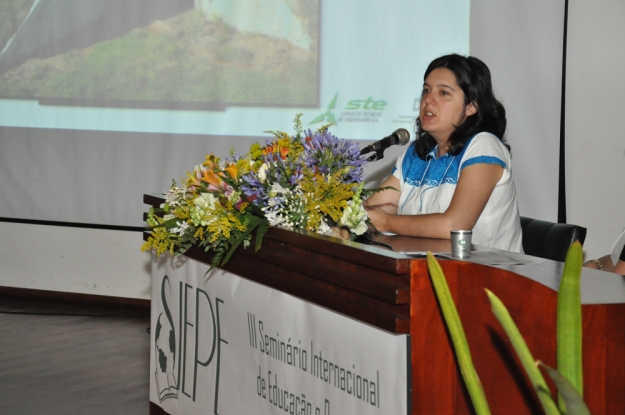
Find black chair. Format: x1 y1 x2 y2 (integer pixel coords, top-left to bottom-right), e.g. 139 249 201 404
520 216 587 262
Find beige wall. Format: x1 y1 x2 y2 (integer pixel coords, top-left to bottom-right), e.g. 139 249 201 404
565 0 625 259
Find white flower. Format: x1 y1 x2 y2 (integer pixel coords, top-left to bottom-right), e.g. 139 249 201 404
318 218 331 234
257 163 269 183
163 183 188 207
268 182 289 198
194 193 217 210
340 199 368 235
170 220 189 235
263 207 288 228
190 193 219 226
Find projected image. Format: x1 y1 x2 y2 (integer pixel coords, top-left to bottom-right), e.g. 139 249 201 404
0 0 320 109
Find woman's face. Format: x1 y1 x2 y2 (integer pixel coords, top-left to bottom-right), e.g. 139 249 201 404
420 67 476 144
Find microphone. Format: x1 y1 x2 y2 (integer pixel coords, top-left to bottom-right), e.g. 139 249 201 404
360 128 410 156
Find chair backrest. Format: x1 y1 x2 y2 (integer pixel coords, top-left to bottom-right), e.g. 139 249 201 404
520 216 587 262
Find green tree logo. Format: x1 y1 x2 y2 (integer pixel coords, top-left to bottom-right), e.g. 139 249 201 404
309 93 338 125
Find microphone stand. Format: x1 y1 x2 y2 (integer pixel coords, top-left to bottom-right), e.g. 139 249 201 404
364 150 385 162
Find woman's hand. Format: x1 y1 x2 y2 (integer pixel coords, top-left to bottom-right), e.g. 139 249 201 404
366 206 391 233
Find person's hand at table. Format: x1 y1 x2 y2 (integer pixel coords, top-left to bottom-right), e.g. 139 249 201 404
366 205 391 233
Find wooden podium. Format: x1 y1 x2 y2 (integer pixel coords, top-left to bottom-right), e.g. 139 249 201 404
145 194 625 415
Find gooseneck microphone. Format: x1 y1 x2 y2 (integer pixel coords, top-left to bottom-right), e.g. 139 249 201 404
360 128 410 160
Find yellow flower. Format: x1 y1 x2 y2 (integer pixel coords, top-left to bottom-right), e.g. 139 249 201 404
141 226 175 256
300 171 354 229
185 171 201 188
202 154 221 170
194 227 205 241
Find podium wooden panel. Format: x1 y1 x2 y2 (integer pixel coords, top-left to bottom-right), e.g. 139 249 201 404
145 194 625 414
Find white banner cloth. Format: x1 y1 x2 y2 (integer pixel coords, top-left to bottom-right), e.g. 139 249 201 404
150 253 409 415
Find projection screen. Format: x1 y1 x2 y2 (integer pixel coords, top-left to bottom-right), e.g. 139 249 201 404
0 0 472 228
2 0 563 229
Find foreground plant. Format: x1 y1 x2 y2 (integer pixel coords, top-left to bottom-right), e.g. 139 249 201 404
426 241 590 414
427 253 491 415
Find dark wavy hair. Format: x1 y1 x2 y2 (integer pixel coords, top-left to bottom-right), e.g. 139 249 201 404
415 54 509 159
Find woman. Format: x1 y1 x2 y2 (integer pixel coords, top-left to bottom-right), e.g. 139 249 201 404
365 54 522 252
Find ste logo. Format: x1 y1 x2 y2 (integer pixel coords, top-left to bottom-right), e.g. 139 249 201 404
309 92 387 126
154 275 227 412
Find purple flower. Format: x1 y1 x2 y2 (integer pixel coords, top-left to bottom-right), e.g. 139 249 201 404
301 129 365 183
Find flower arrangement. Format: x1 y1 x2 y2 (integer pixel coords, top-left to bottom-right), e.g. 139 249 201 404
142 114 374 269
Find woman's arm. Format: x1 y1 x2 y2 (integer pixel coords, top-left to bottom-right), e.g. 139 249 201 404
613 260 625 275
584 246 625 275
583 255 614 271
366 163 503 239
363 175 401 215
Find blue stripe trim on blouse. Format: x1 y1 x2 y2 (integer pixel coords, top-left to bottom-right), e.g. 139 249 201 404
461 155 506 171
401 142 461 187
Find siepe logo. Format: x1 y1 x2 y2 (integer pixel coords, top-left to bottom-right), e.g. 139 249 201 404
154 275 227 412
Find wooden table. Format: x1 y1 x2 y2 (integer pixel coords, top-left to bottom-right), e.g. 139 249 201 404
145 194 625 414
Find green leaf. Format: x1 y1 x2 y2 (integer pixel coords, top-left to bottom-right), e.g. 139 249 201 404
539 361 591 415
361 185 398 199
485 289 560 415
426 253 491 415
147 217 179 230
221 215 265 266
557 241 584 409
221 175 238 188
255 218 269 252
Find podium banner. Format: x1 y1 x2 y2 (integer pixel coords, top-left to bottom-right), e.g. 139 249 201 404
149 253 409 415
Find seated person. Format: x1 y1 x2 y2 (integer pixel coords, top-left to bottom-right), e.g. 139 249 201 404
584 229 625 275
365 54 522 253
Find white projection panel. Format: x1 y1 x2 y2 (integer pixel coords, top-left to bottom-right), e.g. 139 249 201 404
0 0 470 226
0 1 566 227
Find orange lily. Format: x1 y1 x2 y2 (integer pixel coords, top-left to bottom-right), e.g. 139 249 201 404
263 144 276 156
224 163 239 180
201 169 222 188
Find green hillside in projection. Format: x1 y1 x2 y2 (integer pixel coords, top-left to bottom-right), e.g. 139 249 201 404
0 8 319 106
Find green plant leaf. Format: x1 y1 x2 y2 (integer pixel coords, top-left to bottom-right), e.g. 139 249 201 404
220 215 265 266
147 217 179 230
539 361 591 415
255 218 269 252
557 240 584 409
485 289 560 415
360 185 398 199
426 253 491 415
